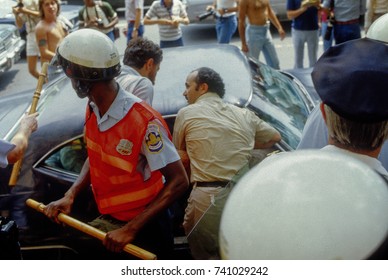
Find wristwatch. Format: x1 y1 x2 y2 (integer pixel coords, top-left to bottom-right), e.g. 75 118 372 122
223 8 228 13
133 27 137 31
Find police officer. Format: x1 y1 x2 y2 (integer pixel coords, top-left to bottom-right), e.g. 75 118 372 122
43 29 189 259
297 14 388 172
220 150 388 259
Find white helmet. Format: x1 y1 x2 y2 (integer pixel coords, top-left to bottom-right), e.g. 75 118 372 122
219 150 388 260
56 29 121 81
366 13 388 43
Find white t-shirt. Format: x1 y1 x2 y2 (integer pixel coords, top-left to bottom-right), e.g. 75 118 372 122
125 0 144 21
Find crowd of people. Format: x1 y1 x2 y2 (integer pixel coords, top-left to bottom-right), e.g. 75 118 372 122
1 1 388 260
11 0 388 77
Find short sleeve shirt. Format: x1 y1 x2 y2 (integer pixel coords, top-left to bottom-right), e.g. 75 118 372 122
145 0 187 41
173 92 279 182
287 0 319 30
89 87 179 179
79 1 117 33
116 65 154 105
125 0 144 21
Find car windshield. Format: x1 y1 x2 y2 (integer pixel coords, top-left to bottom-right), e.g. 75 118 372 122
251 63 310 149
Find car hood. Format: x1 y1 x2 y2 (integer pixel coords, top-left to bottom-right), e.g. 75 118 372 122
0 23 17 38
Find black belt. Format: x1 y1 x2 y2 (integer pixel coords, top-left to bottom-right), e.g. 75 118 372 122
335 19 359 25
195 181 229 187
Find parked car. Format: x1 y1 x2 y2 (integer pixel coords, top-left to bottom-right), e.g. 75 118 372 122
183 0 288 24
0 0 18 25
0 44 316 259
0 24 25 74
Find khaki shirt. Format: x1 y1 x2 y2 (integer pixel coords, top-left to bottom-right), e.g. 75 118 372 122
173 92 278 183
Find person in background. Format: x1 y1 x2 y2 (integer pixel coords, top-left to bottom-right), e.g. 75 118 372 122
287 0 320 68
238 0 285 69
116 37 163 105
173 67 281 259
144 0 189 48
124 0 145 43
78 0 118 41
206 0 239 44
35 0 68 64
364 0 388 33
319 0 334 52
321 0 366 45
12 0 41 79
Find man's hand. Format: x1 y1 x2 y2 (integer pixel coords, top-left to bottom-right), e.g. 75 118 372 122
131 29 138 39
104 225 137 253
278 28 286 40
241 42 249 53
43 195 74 224
19 112 38 136
301 0 320 8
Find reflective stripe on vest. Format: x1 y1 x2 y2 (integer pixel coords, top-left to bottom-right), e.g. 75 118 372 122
85 101 170 220
98 176 164 210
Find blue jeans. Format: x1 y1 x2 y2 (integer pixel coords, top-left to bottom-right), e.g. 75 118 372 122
160 37 184 48
333 22 361 45
215 15 237 44
246 24 280 69
106 30 115 41
126 22 144 43
291 28 319 69
321 22 334 52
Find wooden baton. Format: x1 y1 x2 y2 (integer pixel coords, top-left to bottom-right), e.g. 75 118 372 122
9 62 49 187
26 198 157 260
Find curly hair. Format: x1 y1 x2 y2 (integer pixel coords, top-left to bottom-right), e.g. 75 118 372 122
123 38 163 69
193 67 225 98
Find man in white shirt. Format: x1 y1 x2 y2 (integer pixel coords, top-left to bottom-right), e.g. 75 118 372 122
116 38 163 105
144 0 189 48
124 0 145 43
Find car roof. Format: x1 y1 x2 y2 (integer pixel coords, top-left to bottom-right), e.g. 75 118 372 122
152 44 253 115
1 45 252 163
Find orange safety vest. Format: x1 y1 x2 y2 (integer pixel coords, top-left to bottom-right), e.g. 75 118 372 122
85 101 171 221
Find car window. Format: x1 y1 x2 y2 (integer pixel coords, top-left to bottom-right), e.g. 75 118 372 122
250 63 310 149
44 137 87 174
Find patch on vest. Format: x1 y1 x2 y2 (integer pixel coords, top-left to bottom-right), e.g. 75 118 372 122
116 139 133 155
146 123 164 153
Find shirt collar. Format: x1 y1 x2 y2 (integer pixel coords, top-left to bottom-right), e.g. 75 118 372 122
121 65 141 77
90 86 141 125
195 92 222 104
322 145 388 177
